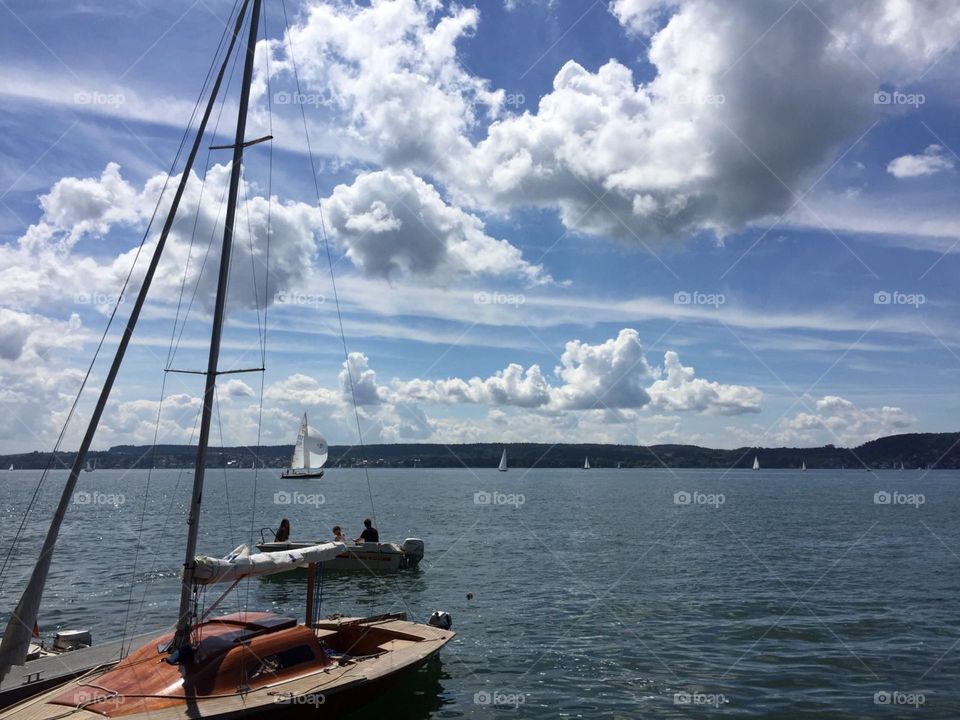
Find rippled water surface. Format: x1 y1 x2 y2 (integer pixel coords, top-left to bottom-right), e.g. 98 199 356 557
2 467 960 717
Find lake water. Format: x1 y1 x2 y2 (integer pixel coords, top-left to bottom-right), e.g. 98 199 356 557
1 467 959 718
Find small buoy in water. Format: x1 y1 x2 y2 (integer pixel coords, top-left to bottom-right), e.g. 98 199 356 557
428 610 452 630
466 592 474 600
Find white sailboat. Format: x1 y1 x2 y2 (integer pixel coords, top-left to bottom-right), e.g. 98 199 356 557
83 459 94 473
899 461 905 471
281 413 327 479
498 448 508 472
0 1 453 715
752 456 760 470
583 456 591 470
6 465 12 472
801 460 806 471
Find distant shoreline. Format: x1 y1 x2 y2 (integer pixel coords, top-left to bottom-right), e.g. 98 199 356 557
1 432 957 470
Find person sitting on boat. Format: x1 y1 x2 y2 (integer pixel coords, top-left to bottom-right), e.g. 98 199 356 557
332 525 347 543
355 518 379 544
275 518 291 543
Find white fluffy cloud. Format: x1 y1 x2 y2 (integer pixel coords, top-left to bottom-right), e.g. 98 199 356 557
266 0 960 248
2 162 317 313
257 0 501 170
391 328 760 415
887 145 955 178
648 350 763 415
781 395 915 446
1 161 549 321
730 394 916 447
323 170 550 284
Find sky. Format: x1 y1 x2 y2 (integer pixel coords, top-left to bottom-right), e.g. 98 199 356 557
0 0 958 454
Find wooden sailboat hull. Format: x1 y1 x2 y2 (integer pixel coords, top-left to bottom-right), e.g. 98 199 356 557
0 613 453 720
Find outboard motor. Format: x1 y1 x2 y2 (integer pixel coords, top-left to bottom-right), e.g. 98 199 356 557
401 538 425 567
53 629 92 653
428 611 452 630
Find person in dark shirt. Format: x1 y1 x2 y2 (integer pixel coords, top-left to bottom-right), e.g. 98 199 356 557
275 518 290 543
355 518 379 543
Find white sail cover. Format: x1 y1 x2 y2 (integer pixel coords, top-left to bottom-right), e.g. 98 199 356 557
290 413 328 471
192 542 345 585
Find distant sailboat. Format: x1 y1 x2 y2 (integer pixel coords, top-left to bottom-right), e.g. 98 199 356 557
583 457 591 470
752 456 760 471
899 462 905 471
498 448 508 472
83 459 94 473
281 413 328 479
801 460 806 471
6 464 12 471
617 462 622 469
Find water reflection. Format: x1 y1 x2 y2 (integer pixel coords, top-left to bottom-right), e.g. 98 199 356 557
344 658 457 720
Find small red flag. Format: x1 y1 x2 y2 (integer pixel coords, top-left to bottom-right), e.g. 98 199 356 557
32 622 40 639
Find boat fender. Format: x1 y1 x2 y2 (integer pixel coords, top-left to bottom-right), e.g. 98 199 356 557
428 611 452 630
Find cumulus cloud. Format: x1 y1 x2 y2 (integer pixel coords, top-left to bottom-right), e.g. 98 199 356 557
257 0 501 170
391 328 760 415
647 351 762 415
550 329 653 410
399 362 553 408
267 0 960 249
730 394 916 447
3 162 317 313
339 352 389 406
887 145 954 178
323 170 550 284
780 395 915 446
1 161 548 320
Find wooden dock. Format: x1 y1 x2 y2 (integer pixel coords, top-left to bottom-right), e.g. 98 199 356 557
0 630 160 708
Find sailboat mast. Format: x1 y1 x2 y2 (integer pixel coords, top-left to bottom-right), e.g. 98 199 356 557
172 0 262 653
0 0 254 678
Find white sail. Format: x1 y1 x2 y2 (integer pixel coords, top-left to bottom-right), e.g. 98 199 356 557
752 456 760 470
801 461 806 471
193 542 345 585
584 457 590 470
289 413 327 472
6 465 11 471
498 448 507 472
